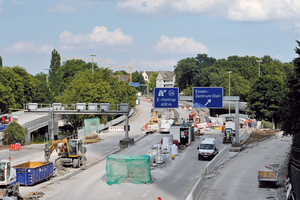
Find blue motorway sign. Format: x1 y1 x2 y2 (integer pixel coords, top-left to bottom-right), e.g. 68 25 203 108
193 87 223 108
154 88 179 108
129 82 140 87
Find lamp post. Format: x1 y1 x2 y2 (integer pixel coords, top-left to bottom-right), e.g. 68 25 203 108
256 60 262 77
227 71 232 115
89 54 96 75
43 68 50 85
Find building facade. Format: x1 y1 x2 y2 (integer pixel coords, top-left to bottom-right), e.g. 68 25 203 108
140 71 155 83
156 71 175 88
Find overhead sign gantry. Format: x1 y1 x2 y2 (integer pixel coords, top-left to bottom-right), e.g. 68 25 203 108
26 103 132 147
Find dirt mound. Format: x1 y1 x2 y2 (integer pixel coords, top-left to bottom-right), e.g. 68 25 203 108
244 129 276 145
0 145 9 151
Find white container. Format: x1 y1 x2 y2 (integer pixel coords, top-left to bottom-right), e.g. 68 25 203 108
171 144 178 156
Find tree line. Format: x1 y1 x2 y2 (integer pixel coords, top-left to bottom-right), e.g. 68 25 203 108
173 44 300 147
0 49 138 128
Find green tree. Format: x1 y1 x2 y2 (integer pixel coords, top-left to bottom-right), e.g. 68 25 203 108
114 70 128 75
246 75 284 125
148 72 158 93
49 49 62 96
0 56 2 67
183 85 193 96
3 121 27 145
174 57 199 91
193 54 217 86
0 66 35 109
57 68 137 127
0 82 15 112
281 41 300 146
32 73 54 103
60 59 90 93
12 66 36 108
131 71 146 92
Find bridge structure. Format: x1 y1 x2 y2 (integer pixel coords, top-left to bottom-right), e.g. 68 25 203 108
1 96 248 145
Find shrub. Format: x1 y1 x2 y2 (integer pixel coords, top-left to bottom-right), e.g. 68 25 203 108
3 121 27 145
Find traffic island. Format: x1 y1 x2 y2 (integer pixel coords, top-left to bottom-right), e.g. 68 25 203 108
119 138 134 148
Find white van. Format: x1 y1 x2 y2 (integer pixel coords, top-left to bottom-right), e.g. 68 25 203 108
160 121 171 134
197 138 219 160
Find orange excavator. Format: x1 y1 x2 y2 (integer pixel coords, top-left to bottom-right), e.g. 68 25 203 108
44 138 87 168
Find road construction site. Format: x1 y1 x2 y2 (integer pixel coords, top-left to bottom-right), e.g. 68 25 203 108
0 98 291 200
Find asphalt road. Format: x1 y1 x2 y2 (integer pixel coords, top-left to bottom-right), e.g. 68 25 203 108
198 131 292 200
3 99 231 200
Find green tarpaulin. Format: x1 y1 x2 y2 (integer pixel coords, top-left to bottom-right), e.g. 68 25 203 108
106 154 152 185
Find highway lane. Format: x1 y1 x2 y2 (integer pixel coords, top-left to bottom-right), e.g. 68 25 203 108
198 131 292 200
35 107 227 200
7 99 231 199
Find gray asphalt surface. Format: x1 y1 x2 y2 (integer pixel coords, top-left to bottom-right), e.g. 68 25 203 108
198 131 292 200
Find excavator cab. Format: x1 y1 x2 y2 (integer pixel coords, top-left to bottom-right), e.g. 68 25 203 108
69 139 83 156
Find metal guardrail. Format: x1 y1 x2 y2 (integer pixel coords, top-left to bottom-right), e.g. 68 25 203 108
97 108 134 131
22 114 65 133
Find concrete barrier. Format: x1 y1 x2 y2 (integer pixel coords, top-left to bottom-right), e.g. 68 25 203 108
185 146 229 200
239 127 252 143
185 177 204 200
204 146 229 175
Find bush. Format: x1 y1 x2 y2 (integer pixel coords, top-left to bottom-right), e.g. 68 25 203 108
262 120 273 130
3 121 27 145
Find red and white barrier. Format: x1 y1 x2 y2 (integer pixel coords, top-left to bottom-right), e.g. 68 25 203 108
109 126 124 132
9 143 21 151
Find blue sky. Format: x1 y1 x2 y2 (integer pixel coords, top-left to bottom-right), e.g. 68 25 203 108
1 0 300 75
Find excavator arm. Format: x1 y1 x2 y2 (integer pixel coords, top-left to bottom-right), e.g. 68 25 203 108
44 138 69 162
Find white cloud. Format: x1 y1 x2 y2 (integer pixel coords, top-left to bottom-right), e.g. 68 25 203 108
116 0 226 16
152 35 209 54
116 0 300 22
226 0 300 22
275 54 284 59
59 26 133 50
47 4 76 13
139 59 178 71
4 41 53 54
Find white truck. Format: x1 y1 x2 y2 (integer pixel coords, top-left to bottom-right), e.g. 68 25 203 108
197 138 219 160
0 158 22 199
160 120 171 134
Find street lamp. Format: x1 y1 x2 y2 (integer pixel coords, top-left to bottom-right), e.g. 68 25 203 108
227 71 232 115
256 60 262 77
89 54 96 75
43 68 50 85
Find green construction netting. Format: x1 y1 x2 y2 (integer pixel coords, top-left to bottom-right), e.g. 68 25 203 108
106 154 152 185
84 118 100 137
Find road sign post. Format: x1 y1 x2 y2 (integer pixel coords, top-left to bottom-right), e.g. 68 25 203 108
193 87 223 108
154 88 179 108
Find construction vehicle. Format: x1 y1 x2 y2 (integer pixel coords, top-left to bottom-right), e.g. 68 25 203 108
223 128 234 143
44 138 87 168
0 158 22 199
258 165 279 188
197 138 219 160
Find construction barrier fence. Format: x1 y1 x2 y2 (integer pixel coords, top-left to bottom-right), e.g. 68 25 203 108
9 143 21 151
84 118 100 137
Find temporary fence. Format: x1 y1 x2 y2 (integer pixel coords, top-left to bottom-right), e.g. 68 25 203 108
106 154 152 185
84 118 100 137
9 143 22 151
